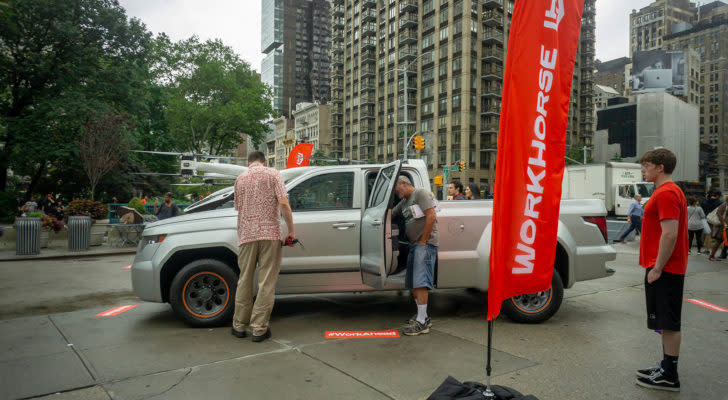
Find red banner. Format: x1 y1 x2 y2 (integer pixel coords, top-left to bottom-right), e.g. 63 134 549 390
286 143 314 169
488 0 584 320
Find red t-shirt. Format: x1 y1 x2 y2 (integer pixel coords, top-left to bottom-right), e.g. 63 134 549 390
639 181 688 275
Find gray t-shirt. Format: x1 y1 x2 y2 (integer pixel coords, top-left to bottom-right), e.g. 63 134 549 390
393 188 439 247
157 203 179 220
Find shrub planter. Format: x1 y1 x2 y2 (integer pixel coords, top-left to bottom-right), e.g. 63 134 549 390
39 229 52 248
68 216 92 251
15 217 41 255
90 219 109 246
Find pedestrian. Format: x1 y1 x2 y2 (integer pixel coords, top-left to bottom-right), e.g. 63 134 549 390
686 196 706 254
392 175 439 336
447 180 466 200
231 151 294 342
465 183 481 200
634 148 688 392
39 193 55 214
22 195 38 214
614 194 644 243
154 192 180 220
708 198 728 261
701 190 722 254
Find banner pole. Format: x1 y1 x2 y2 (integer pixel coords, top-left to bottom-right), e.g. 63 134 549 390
484 319 495 399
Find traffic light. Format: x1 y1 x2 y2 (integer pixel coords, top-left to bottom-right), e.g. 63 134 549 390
412 136 425 150
458 161 466 171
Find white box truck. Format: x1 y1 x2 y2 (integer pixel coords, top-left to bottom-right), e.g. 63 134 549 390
562 162 655 217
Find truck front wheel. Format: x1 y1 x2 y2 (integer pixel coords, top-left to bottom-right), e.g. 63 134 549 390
501 269 564 323
169 259 238 327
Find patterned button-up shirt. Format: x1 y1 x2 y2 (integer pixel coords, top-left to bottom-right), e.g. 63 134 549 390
233 164 288 245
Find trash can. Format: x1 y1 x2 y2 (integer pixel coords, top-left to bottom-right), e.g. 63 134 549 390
16 217 42 255
68 216 92 251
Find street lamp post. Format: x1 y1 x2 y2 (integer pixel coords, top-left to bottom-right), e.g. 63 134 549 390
385 51 433 161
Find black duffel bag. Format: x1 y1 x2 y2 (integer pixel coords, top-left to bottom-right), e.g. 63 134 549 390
427 376 540 400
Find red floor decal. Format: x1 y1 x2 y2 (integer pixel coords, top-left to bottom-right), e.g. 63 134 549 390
122 265 132 269
96 304 139 317
325 330 400 339
685 298 728 312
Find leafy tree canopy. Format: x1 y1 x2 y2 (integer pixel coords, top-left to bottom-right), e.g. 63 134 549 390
158 36 275 156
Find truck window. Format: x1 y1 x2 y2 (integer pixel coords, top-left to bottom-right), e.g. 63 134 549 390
618 185 632 199
636 183 654 197
288 172 355 211
365 170 414 206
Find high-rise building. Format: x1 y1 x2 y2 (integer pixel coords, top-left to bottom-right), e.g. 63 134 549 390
663 2 728 187
261 0 332 118
567 0 597 152
330 0 596 194
629 0 695 58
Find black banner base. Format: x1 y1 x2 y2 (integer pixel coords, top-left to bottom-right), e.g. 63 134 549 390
427 376 540 400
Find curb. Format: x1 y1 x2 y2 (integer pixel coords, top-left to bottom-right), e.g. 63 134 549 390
0 248 137 262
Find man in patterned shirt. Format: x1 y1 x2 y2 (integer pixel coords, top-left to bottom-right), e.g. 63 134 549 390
231 151 295 342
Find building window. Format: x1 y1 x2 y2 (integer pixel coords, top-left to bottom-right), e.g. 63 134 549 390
439 26 449 41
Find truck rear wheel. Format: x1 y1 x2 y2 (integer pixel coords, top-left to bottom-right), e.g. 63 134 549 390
169 259 237 327
501 269 564 324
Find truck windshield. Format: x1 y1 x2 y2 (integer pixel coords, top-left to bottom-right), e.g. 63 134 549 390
636 183 655 198
184 168 311 213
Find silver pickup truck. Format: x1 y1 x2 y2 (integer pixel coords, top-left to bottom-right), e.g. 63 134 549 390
131 160 615 327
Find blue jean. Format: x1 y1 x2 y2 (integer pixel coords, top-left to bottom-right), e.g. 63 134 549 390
405 244 437 289
619 215 642 240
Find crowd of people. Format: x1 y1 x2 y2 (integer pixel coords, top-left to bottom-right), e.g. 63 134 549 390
16 191 182 223
20 193 67 220
446 180 491 200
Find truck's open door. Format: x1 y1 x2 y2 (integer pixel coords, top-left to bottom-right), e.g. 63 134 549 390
360 160 401 289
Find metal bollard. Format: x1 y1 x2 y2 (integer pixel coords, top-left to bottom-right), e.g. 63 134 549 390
16 217 42 255
68 216 92 251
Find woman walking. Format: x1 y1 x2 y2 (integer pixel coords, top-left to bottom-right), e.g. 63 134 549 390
464 183 481 200
687 196 706 254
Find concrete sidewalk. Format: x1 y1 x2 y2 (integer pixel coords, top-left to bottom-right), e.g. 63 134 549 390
1 248 726 399
0 240 136 262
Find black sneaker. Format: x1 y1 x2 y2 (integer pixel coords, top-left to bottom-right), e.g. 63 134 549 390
406 315 432 328
231 328 247 338
636 368 680 392
251 328 271 343
402 320 430 336
635 364 660 379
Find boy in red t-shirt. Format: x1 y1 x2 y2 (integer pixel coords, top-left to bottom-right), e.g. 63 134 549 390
635 148 688 392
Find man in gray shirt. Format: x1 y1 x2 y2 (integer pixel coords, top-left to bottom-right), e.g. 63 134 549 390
154 192 180 220
392 175 438 336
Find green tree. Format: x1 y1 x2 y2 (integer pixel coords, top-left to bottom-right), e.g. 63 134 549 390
565 142 593 165
310 150 339 166
0 0 152 196
159 36 275 156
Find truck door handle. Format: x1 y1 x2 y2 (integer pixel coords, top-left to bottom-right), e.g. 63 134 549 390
371 220 382 226
332 222 356 229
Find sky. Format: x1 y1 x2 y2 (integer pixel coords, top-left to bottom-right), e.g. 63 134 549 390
119 0 657 72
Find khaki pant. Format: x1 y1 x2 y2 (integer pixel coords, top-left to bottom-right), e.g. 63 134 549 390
232 240 282 336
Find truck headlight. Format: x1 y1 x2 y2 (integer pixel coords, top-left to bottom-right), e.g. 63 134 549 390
139 234 167 252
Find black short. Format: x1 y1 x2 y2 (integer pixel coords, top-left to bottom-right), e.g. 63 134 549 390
645 268 685 331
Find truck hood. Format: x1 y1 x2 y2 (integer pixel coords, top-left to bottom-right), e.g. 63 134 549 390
143 209 234 235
